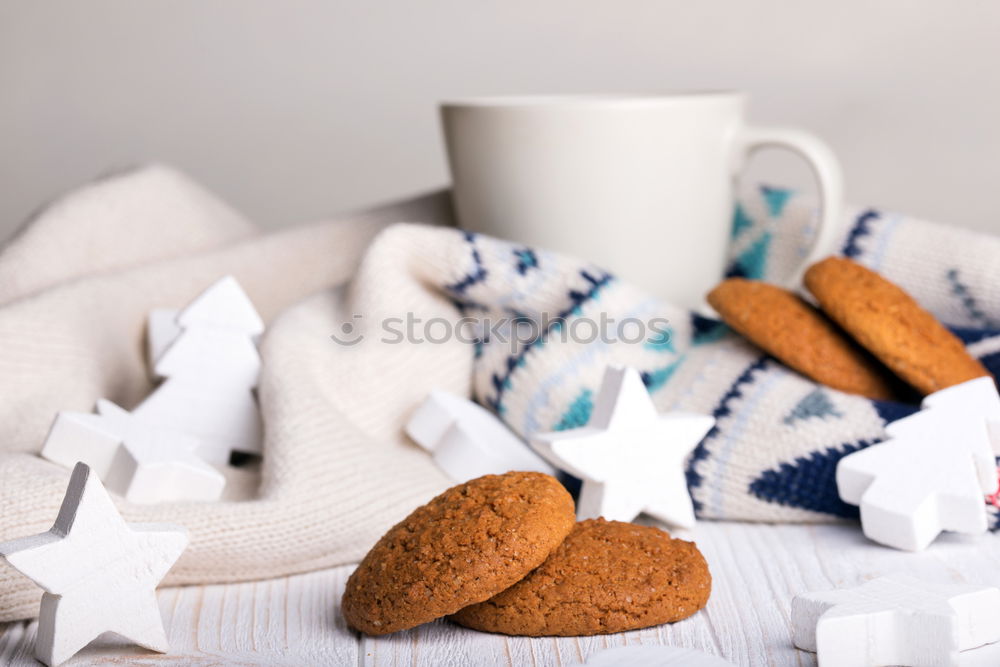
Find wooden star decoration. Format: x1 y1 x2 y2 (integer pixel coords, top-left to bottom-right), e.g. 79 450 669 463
532 365 714 528
0 462 189 666
792 574 1000 666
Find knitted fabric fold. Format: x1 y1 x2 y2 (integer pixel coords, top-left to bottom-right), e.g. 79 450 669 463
1 167 998 621
0 167 456 621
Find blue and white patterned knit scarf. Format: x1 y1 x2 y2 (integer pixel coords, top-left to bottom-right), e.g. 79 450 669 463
429 187 1000 525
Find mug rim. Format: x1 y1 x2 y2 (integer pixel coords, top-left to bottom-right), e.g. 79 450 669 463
440 91 745 109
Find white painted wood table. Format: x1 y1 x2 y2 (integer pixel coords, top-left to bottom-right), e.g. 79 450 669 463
4 521 1000 666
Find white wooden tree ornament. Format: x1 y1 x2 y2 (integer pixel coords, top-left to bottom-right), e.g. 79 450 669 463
41 276 264 502
0 463 189 666
405 390 556 482
837 377 1000 551
145 308 182 377
146 296 263 374
532 365 714 528
134 275 264 464
41 400 226 503
792 574 1000 667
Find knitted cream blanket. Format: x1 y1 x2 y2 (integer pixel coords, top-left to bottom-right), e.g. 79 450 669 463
2 167 999 622
0 166 458 621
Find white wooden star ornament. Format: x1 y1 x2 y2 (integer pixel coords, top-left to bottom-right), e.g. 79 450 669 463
837 376 1000 551
532 365 714 528
405 390 556 482
792 574 1000 666
0 462 189 666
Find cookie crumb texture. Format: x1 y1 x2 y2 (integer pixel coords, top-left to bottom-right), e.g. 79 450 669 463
707 278 898 399
805 257 989 395
451 518 712 636
341 471 575 635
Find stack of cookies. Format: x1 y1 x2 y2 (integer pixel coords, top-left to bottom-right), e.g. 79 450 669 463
342 471 712 636
707 256 991 399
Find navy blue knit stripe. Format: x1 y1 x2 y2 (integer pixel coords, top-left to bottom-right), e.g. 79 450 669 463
951 326 1000 346
445 231 488 296
748 439 878 518
725 262 749 279
686 356 771 509
485 269 614 412
947 269 1000 329
979 350 1000 380
690 312 729 346
841 209 880 258
870 398 920 426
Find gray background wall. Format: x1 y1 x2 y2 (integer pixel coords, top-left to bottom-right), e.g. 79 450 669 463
2 1 998 239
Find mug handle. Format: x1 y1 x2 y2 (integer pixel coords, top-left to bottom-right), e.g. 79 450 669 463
738 127 844 287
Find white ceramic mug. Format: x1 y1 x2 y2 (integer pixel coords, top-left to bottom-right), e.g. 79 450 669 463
440 92 842 308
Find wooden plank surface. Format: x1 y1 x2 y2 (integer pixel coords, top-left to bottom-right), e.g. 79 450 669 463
4 521 1000 666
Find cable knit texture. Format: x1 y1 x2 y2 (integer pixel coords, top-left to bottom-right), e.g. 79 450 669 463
2 167 999 621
